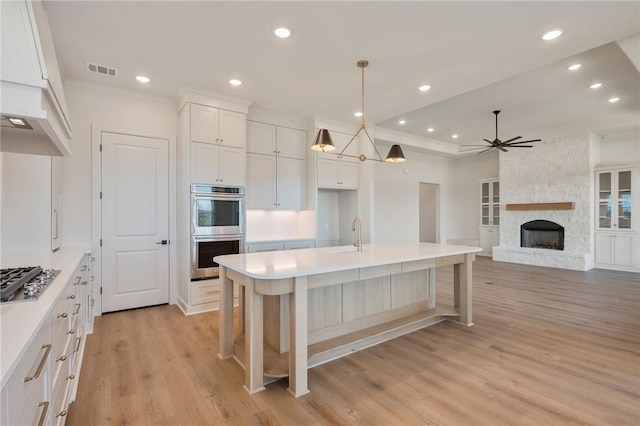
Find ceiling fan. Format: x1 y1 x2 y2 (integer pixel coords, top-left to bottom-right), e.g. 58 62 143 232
461 110 541 153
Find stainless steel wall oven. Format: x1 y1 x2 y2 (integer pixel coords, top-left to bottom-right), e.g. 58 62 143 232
191 235 244 280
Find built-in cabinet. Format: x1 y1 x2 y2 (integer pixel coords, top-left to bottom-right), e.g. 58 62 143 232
188 104 246 186
316 130 359 189
1 254 90 426
595 167 637 270
247 239 316 253
246 121 307 209
479 179 500 255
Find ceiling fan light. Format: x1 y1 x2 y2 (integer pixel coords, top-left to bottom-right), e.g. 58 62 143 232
311 128 336 152
385 144 406 163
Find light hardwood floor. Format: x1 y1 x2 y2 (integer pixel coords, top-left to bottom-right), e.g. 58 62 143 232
67 258 640 425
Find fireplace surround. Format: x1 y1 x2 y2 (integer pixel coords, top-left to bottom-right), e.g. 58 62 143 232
521 220 564 250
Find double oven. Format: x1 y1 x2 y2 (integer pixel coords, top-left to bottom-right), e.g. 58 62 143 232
191 184 245 280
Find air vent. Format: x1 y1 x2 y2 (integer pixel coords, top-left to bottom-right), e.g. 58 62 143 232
86 63 117 77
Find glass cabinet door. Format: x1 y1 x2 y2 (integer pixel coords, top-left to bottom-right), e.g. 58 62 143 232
598 172 612 229
481 182 490 204
617 171 631 229
480 180 499 226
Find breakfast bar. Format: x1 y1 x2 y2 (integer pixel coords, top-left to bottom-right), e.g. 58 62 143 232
215 242 481 398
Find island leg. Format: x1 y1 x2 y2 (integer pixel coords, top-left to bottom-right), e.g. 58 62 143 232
244 279 265 394
288 276 309 398
453 253 473 326
218 266 234 359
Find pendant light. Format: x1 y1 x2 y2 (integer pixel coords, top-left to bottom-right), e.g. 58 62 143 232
311 60 406 163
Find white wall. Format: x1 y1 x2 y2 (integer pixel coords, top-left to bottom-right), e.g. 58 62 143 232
596 132 640 167
452 152 499 240
62 81 178 247
374 146 456 244
419 183 438 243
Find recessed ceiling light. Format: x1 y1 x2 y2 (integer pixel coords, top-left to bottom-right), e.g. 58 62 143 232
589 82 602 89
8 117 26 126
229 79 242 86
427 127 434 132
452 134 459 139
542 29 563 41
608 97 620 103
354 112 363 117
398 120 406 125
135 75 150 83
273 26 292 38
418 85 431 92
567 64 582 71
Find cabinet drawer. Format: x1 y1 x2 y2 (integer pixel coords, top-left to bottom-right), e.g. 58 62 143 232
2 325 51 426
247 242 284 252
283 240 315 250
50 364 72 425
192 282 220 305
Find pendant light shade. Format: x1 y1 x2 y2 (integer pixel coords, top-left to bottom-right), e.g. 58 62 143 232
385 144 406 163
311 128 336 152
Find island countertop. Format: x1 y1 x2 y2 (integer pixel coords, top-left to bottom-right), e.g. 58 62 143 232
214 242 482 279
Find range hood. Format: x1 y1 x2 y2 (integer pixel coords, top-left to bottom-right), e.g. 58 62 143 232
1 1 72 157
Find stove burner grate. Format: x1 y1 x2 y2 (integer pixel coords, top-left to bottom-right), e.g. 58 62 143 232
0 266 43 302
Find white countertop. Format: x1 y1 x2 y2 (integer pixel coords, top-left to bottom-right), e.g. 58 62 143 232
215 242 481 279
1 246 90 389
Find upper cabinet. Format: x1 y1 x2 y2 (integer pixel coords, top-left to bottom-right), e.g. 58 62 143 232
191 105 245 149
596 168 634 231
480 179 500 226
246 121 307 210
0 0 72 157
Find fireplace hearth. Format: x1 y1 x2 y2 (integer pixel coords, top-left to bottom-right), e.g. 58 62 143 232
521 220 564 251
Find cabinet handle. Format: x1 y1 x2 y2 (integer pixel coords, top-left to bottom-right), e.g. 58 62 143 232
75 337 82 353
67 329 75 335
67 374 75 380
220 179 224 182
37 402 49 426
91 256 95 262
206 291 217 295
25 344 52 382
56 410 67 418
57 312 68 318
67 294 76 300
82 280 88 286
91 276 95 281
81 265 87 271
74 277 82 285
57 355 67 362
73 303 81 315
91 299 95 307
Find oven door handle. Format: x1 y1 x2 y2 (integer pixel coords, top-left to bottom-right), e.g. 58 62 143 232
193 194 244 201
193 235 244 241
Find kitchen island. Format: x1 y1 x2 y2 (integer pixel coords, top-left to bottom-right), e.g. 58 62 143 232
215 242 481 398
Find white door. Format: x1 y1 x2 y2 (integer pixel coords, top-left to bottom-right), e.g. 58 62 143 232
102 131 169 312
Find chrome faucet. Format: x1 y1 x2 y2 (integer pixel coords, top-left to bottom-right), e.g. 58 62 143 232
352 216 362 252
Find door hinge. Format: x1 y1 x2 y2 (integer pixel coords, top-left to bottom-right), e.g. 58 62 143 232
100 287 102 295
100 144 102 152
100 192 102 199
100 239 102 247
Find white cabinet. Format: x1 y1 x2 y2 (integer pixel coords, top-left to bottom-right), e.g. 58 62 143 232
317 131 360 163
478 179 500 256
246 121 307 209
595 167 637 271
1 153 62 254
191 142 245 186
247 239 316 253
317 158 359 189
191 104 245 149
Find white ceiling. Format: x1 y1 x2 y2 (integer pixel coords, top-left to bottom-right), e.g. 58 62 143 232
45 1 640 152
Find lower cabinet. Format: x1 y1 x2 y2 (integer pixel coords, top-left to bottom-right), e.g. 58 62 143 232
595 232 636 269
247 239 316 253
1 254 89 426
479 226 500 256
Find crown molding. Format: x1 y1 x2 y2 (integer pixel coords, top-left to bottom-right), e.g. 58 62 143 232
176 86 253 114
64 79 175 105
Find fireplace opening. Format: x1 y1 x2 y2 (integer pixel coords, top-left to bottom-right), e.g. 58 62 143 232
521 220 564 250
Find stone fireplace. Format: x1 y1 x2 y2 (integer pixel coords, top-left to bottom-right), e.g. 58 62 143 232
521 220 564 250
492 133 598 271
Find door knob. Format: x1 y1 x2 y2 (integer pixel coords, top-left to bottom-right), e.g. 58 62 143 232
156 240 169 245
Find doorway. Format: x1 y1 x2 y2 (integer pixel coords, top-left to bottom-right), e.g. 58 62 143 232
100 130 171 313
419 183 440 243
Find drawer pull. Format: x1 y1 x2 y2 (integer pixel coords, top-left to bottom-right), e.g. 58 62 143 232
37 402 49 426
67 329 75 335
91 276 95 281
67 374 75 380
91 256 95 262
74 277 82 285
56 410 67 418
81 265 87 271
57 312 68 318
206 291 217 295
75 337 82 353
66 294 76 300
25 344 52 382
73 303 81 315
57 355 67 362
82 280 88 285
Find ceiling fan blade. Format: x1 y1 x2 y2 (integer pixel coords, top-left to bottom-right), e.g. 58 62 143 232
477 147 496 154
460 146 490 152
502 136 522 144
498 146 508 152
505 145 533 148
482 139 493 144
505 139 542 146
461 144 492 147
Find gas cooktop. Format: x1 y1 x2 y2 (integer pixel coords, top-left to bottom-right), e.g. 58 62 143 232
0 266 60 304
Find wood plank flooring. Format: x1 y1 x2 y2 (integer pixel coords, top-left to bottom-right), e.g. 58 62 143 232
67 258 640 425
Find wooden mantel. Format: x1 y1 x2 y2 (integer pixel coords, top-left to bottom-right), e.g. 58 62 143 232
506 202 575 211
